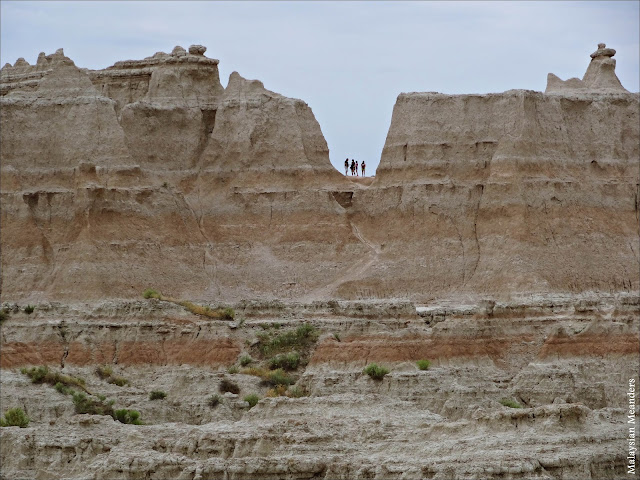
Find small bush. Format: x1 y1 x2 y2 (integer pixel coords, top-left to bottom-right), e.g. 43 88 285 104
333 332 341 342
221 307 235 320
268 352 300 371
113 409 142 425
207 394 221 408
21 365 48 383
0 310 8 324
0 407 29 427
96 365 128 386
23 305 35 315
219 379 240 394
262 369 294 387
239 355 253 367
143 288 161 299
149 390 167 401
500 398 522 409
363 363 389 380
108 377 128 387
72 392 114 416
416 359 431 371
244 394 260 408
227 365 239 374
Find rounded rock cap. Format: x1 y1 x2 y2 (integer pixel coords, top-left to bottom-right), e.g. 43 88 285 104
188 45 206 56
590 43 616 58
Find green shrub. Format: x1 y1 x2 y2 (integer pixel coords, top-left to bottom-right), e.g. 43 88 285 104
0 310 8 324
363 363 389 380
244 394 260 408
208 394 221 408
219 379 240 394
227 366 239 374
149 390 166 401
0 407 29 427
239 355 253 367
143 288 161 299
113 409 142 425
222 307 235 320
23 305 35 315
262 369 294 387
333 332 341 342
268 352 300 371
416 359 431 371
500 398 522 409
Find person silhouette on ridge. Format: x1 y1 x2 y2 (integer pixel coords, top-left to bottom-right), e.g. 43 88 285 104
355 160 359 176
361 161 366 177
350 159 355 176
344 158 349 175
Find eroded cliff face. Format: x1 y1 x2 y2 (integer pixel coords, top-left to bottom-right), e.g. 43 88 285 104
349 89 639 300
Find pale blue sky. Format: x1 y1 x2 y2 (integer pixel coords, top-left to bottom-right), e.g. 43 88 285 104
2 1 638 174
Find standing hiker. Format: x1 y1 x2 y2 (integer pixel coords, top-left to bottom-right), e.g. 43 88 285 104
361 161 366 177
344 158 349 175
350 159 355 176
355 160 359 176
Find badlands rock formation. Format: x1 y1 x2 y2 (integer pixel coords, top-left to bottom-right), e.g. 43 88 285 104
546 43 629 93
0 44 638 479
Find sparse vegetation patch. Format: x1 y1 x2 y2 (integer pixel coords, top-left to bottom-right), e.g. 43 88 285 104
500 398 522 409
257 323 318 356
142 289 234 320
22 366 88 392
